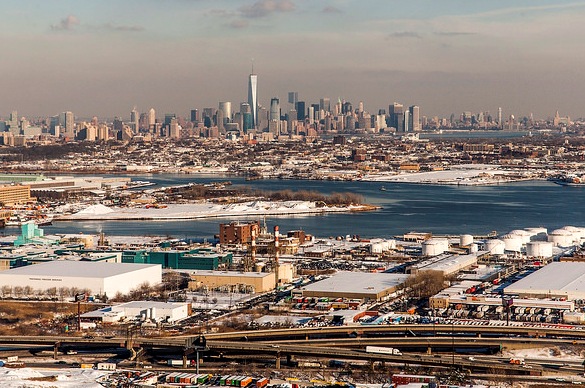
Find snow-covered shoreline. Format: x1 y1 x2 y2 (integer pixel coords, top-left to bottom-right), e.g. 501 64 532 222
361 164 537 186
57 201 377 221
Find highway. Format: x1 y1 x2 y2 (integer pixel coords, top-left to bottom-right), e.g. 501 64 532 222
1 323 584 377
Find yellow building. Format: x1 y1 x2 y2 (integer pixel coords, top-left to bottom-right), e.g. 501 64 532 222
0 185 33 205
188 270 276 293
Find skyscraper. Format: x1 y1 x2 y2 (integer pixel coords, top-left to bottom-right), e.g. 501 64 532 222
497 107 503 128
60 111 74 138
240 103 252 133
269 98 280 134
218 102 232 124
248 73 258 129
6 111 19 135
389 103 404 132
409 105 420 131
295 101 306 121
190 109 199 123
130 107 139 133
288 92 298 105
319 98 330 113
148 108 156 131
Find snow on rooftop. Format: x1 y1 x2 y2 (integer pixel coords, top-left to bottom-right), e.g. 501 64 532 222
302 271 409 295
505 262 585 299
0 260 160 278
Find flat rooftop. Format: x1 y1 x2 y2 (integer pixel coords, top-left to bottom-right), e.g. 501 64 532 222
302 271 409 295
189 270 273 278
1 260 160 278
505 262 585 298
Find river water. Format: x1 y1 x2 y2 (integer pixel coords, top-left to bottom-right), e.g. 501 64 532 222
8 175 583 239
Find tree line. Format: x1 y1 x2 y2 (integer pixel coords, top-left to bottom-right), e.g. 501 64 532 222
174 184 364 205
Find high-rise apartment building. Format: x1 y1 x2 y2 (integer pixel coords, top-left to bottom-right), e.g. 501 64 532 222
248 73 258 129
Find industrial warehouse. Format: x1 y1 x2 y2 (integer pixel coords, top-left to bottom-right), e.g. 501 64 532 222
504 262 585 300
0 260 162 296
82 301 191 324
300 271 410 302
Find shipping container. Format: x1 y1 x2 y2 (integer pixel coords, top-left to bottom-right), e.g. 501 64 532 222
255 378 269 388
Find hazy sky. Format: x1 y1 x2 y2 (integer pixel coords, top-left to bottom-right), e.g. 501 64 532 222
2 0 585 120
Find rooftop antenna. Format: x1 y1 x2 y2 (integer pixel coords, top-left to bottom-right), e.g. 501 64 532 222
251 58 254 74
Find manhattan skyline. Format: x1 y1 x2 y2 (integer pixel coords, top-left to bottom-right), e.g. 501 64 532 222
2 0 585 119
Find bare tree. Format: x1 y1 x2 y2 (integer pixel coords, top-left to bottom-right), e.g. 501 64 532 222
13 286 23 298
1 285 11 298
23 286 33 297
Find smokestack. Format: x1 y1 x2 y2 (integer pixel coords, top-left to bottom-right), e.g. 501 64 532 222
251 228 256 269
274 225 280 285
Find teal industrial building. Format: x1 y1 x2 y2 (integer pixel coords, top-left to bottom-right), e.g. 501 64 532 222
0 247 232 272
122 248 232 270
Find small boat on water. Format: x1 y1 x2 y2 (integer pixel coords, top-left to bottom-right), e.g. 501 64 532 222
379 186 387 191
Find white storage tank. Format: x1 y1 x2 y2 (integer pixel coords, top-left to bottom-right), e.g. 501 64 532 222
422 238 449 256
486 239 505 255
460 234 474 247
525 227 548 241
548 229 574 247
501 234 523 252
560 226 585 243
469 243 479 253
509 230 532 244
526 241 553 258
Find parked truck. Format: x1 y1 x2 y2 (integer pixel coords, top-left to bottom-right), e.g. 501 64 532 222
365 346 402 356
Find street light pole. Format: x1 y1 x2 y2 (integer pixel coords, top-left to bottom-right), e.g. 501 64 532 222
451 322 455 367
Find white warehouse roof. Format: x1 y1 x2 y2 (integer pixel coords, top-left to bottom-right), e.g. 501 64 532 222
301 271 409 300
4 260 155 277
0 261 162 296
504 262 585 300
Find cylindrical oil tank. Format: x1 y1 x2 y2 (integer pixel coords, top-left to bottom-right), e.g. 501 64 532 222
525 227 548 241
501 234 523 252
422 238 449 256
526 241 553 257
469 243 479 253
486 239 505 255
509 230 532 244
560 226 585 242
548 229 574 247
460 234 474 246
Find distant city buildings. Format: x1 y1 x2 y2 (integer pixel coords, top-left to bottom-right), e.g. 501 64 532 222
0 67 579 145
